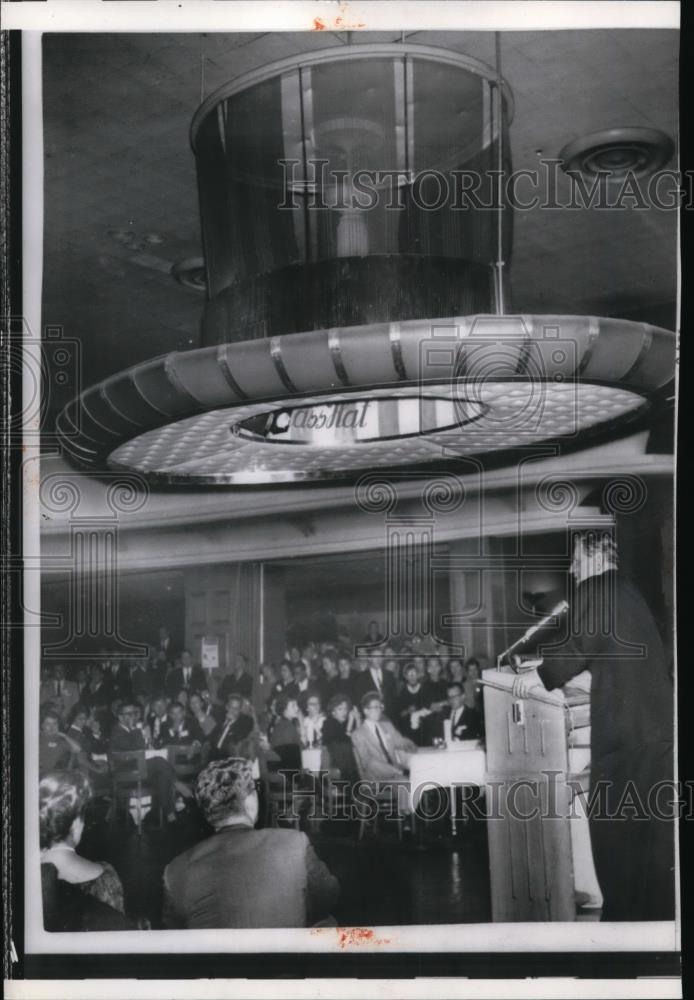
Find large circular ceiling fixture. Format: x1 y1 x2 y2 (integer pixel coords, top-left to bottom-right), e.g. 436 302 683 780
57 43 675 486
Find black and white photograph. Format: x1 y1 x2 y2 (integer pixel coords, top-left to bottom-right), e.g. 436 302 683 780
3 0 683 995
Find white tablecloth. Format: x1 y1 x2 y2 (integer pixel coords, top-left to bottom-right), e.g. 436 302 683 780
408 741 486 811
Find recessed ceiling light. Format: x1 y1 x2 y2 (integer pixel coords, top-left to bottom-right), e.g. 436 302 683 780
171 257 206 293
559 127 674 179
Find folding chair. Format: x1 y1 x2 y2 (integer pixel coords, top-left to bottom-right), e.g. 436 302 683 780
350 744 412 842
167 744 204 789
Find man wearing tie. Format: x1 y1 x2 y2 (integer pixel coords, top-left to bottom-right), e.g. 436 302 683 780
209 695 255 761
147 694 171 750
354 652 397 718
166 649 208 697
350 693 417 784
427 681 484 744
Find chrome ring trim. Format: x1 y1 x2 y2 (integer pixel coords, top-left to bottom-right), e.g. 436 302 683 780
57 315 674 481
270 337 299 394
217 345 249 400
328 328 351 387
130 370 176 418
622 325 655 383
98 385 145 430
78 394 124 440
163 353 207 407
191 42 515 149
389 323 408 381
577 316 601 375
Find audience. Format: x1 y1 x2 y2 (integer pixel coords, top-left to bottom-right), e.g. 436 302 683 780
38 627 488 930
162 757 339 928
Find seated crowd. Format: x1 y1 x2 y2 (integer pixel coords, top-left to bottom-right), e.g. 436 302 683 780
40 634 485 789
38 625 486 929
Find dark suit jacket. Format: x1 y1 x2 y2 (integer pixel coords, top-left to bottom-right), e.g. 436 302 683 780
209 714 255 758
82 681 111 712
102 666 132 700
147 712 169 749
163 825 339 928
109 723 146 753
130 667 157 701
217 671 253 702
166 665 209 696
427 703 484 742
160 721 203 746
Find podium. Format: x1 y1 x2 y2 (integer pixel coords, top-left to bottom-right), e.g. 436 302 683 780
481 668 594 922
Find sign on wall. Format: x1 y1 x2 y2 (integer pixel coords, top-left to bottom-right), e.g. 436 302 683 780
201 634 220 670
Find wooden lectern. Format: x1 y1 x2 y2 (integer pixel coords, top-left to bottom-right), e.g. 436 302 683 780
481 668 592 922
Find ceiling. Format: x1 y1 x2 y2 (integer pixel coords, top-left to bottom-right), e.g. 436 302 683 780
41 29 679 429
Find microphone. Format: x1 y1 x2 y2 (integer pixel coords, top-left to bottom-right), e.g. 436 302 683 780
497 600 569 670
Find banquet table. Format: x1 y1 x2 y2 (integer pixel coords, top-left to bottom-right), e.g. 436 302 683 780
408 741 486 832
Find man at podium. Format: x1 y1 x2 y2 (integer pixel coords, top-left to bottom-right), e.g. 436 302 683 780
511 530 675 921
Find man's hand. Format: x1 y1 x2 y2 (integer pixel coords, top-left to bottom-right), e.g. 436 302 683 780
511 669 543 699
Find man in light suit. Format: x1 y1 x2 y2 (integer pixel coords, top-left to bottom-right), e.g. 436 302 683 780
163 757 339 928
350 692 418 782
39 664 80 723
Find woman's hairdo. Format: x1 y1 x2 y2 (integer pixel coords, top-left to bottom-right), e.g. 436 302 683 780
327 694 352 714
67 703 88 726
195 757 255 828
39 770 92 849
275 694 296 717
401 660 418 678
